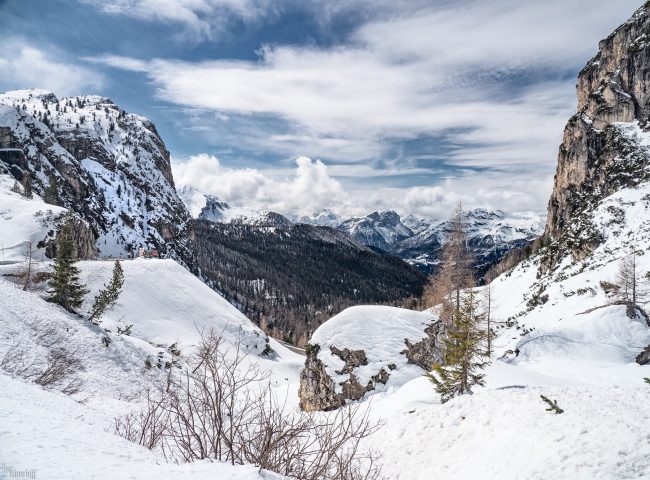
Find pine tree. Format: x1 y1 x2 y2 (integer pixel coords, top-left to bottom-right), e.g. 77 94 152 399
88 260 124 324
47 222 88 313
42 174 61 206
10 181 21 194
21 172 33 199
426 288 488 403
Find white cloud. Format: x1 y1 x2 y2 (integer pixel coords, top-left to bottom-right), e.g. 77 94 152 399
92 0 640 216
90 0 638 171
172 154 346 216
79 0 276 40
0 38 104 96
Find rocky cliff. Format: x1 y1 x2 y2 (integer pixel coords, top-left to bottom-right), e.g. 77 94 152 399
544 2 650 270
0 89 194 264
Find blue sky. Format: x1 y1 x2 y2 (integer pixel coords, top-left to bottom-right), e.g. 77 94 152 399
0 0 641 218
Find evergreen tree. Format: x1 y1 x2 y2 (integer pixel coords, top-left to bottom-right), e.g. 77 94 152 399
88 260 124 324
21 172 33 199
42 174 61 206
426 288 488 403
47 222 88 313
10 181 21 194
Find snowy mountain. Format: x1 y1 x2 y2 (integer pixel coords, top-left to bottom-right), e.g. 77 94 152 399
338 210 414 252
0 89 194 262
294 209 344 228
179 186 292 227
337 208 544 276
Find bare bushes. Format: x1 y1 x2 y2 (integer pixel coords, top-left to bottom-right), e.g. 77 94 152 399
115 331 382 480
1 341 83 394
1 322 84 394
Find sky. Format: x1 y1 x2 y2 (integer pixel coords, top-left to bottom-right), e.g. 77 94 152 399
0 0 642 219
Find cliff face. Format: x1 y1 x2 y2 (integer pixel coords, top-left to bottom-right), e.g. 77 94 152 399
0 89 194 265
544 2 650 269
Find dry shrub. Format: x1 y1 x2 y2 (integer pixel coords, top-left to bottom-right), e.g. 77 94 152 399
115 331 382 480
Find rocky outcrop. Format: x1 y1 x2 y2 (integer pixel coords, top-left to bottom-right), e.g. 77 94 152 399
636 344 650 365
402 321 446 369
40 214 98 260
0 90 194 265
298 306 444 412
299 344 394 412
543 2 650 271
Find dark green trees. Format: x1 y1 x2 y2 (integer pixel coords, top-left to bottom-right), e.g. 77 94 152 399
426 288 489 403
47 223 88 313
89 260 124 324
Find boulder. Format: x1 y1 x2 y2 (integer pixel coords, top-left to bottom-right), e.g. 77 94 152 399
299 306 443 411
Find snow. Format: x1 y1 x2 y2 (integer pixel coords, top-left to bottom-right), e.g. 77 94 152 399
0 375 287 480
79 258 266 352
310 305 437 394
0 174 67 263
367 382 650 480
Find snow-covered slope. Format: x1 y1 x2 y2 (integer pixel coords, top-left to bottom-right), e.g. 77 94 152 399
0 89 193 260
0 375 287 480
0 244 302 478
0 174 67 262
78 258 303 363
367 382 650 480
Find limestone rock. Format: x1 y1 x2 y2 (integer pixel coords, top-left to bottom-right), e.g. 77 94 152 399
543 2 650 272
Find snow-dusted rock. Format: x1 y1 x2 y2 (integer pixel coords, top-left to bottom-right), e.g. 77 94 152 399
299 306 443 411
0 89 193 261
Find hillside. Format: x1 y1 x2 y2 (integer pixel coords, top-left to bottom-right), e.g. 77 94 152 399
297 3 650 478
193 219 427 345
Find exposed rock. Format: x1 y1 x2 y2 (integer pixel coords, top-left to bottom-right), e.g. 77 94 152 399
40 214 98 260
636 344 650 365
543 2 650 272
402 320 446 369
298 306 443 411
0 89 194 265
299 344 391 412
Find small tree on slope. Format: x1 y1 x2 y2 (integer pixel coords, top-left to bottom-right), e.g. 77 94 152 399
427 288 488 403
424 202 474 322
47 222 89 313
89 260 124 324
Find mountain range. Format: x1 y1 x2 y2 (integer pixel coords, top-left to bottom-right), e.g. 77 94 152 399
180 189 544 277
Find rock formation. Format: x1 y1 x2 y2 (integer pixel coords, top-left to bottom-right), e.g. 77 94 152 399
543 2 650 271
298 306 443 411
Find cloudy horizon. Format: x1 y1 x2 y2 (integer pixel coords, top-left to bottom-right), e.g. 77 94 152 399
0 0 642 219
